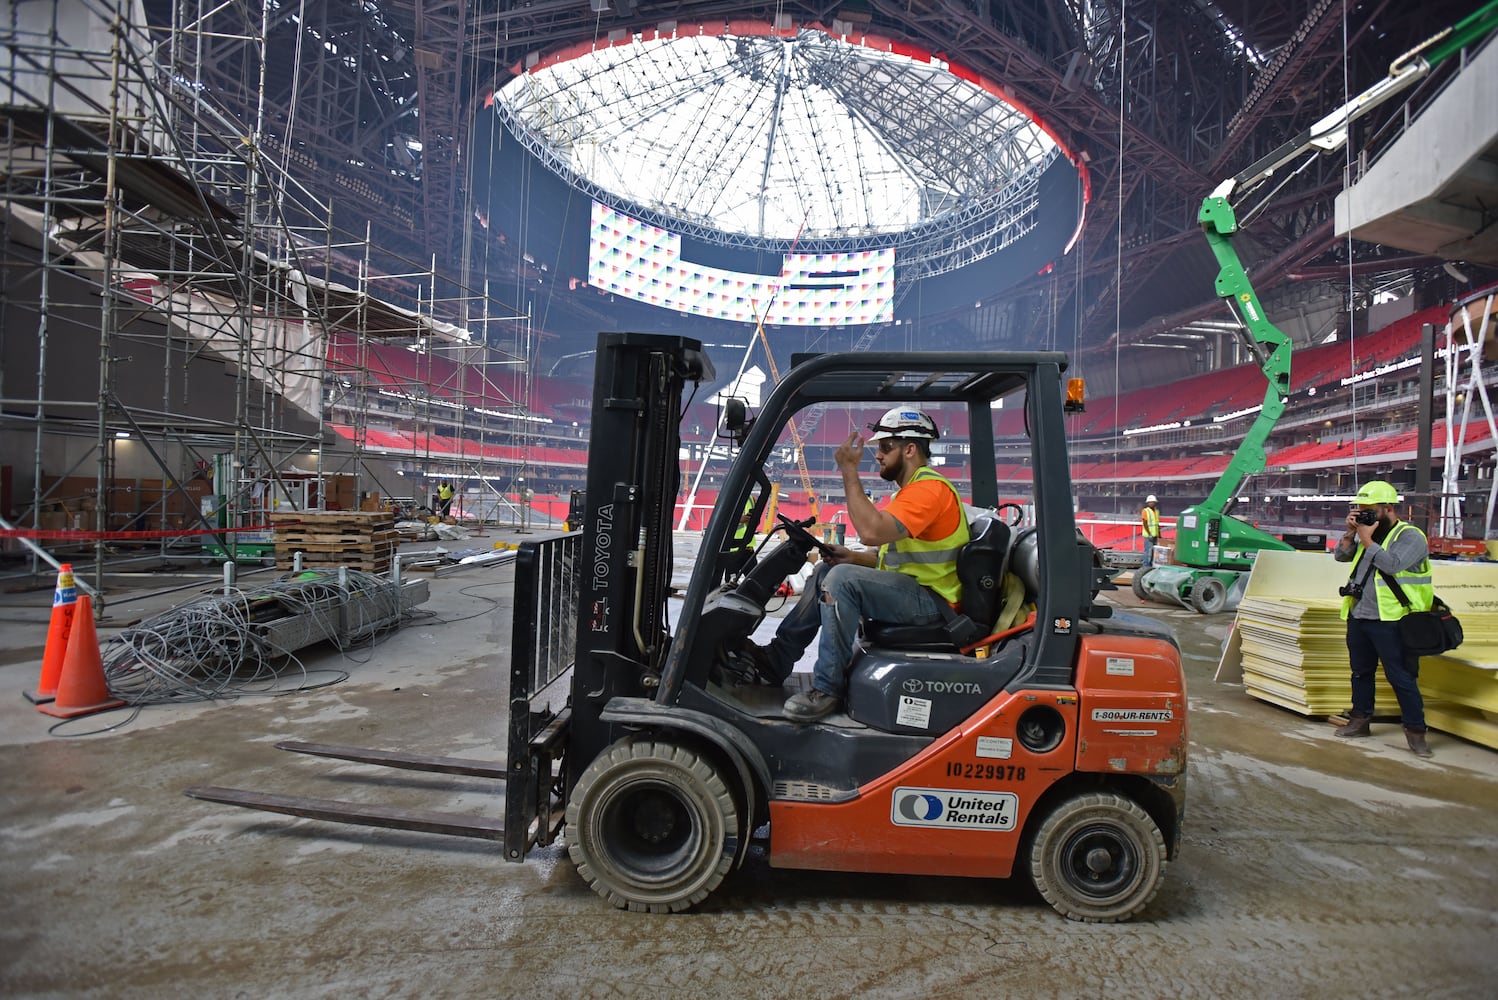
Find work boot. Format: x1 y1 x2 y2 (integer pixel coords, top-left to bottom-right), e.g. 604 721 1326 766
784 688 840 722
1334 712 1371 738
738 642 784 686
1404 726 1434 758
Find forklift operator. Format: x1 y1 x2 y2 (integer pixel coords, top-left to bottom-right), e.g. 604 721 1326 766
774 407 970 722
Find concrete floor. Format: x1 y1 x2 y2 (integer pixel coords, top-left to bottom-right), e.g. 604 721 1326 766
2 534 1497 998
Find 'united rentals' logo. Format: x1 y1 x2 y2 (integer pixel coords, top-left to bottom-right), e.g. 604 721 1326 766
890 787 1017 831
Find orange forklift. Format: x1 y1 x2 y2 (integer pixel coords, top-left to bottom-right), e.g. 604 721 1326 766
188 332 1187 922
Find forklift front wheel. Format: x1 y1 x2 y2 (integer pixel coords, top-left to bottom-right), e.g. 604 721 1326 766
566 737 740 914
1028 792 1166 923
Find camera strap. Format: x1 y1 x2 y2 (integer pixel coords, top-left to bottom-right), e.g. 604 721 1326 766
1349 551 1379 593
1376 568 1413 609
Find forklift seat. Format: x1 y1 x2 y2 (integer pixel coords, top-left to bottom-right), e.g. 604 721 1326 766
864 515 1011 652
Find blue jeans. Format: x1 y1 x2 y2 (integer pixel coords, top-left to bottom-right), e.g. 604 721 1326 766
768 562 947 697
1346 616 1425 730
1142 534 1157 567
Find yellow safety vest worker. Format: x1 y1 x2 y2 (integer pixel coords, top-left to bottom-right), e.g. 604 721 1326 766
877 466 970 606
732 498 754 547
437 483 454 501
1340 521 1434 620
1142 505 1160 538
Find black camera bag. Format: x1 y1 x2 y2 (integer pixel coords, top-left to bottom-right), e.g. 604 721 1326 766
1379 570 1464 656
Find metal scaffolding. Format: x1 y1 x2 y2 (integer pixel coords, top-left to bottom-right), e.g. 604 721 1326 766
0 0 539 606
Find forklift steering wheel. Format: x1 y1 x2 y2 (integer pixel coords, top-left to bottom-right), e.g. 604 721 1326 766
995 502 1025 527
776 513 835 557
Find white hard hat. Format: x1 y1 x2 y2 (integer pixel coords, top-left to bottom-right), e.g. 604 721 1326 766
1146 495 1158 503
867 407 939 441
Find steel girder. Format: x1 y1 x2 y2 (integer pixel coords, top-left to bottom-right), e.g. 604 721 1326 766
135 0 1492 352
412 0 469 285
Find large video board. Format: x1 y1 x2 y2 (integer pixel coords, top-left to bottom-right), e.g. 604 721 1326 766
587 202 894 326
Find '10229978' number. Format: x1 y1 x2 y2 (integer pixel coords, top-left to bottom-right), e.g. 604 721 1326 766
946 762 1026 781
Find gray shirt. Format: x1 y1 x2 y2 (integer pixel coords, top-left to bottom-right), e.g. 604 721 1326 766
1332 520 1430 620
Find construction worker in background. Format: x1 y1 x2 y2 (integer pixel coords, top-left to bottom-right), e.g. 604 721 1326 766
436 481 455 518
766 407 968 722
1332 479 1434 758
1140 495 1161 567
721 496 756 582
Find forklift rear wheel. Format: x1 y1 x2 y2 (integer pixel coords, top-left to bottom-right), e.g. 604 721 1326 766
1131 566 1154 601
1189 576 1228 614
1028 792 1166 922
566 738 740 914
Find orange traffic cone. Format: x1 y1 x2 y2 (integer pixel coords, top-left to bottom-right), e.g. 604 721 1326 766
25 564 79 705
38 596 125 719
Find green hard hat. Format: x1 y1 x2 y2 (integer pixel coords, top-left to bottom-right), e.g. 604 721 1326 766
1354 480 1399 504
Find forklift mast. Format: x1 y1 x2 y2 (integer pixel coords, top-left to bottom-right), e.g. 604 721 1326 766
570 333 714 778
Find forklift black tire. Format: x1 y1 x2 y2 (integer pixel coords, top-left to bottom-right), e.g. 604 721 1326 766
565 737 740 914
1028 792 1166 923
1131 566 1154 601
1189 576 1228 614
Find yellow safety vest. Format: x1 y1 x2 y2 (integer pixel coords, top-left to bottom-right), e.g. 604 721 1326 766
877 467 969 605
437 484 454 501
1340 521 1433 620
732 498 753 546
1142 505 1159 537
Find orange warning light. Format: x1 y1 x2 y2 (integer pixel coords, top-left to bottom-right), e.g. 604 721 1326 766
1064 378 1086 413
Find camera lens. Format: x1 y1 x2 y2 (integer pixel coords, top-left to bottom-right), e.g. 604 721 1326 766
1356 509 1378 526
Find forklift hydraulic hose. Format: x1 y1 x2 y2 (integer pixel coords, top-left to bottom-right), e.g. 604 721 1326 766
632 528 649 660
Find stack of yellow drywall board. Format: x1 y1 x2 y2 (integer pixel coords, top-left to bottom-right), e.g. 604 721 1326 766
1415 560 1498 749
1224 551 1399 715
1217 550 1498 749
1236 597 1400 715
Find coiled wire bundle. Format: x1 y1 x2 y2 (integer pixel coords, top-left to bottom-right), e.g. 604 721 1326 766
100 569 404 705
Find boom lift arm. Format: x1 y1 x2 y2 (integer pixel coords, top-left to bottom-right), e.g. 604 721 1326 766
1144 2 1498 613
1196 195 1291 522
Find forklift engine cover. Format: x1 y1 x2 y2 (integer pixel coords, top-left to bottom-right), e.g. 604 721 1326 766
847 644 1027 734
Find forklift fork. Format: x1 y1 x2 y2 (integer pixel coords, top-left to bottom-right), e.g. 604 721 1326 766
185 736 510 840
184 535 580 861
184 708 570 852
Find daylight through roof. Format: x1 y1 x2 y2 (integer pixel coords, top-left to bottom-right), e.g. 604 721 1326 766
494 23 1068 269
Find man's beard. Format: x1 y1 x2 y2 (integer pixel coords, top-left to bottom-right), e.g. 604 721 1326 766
878 457 902 482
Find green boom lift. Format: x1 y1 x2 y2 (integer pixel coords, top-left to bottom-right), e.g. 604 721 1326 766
1137 0 1498 614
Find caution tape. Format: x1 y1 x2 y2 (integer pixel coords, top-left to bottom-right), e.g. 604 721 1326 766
0 523 287 541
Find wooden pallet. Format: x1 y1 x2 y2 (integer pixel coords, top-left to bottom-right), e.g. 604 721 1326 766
276 553 392 573
270 512 395 530
274 530 400 547
276 545 397 558
272 512 398 574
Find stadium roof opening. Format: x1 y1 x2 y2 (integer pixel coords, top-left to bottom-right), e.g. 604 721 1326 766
494 22 1082 272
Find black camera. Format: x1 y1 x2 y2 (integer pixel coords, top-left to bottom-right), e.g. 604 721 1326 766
1338 582 1365 598
1355 509 1378 526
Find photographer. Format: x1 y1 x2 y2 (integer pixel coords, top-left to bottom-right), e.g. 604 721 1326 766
1331 480 1434 757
